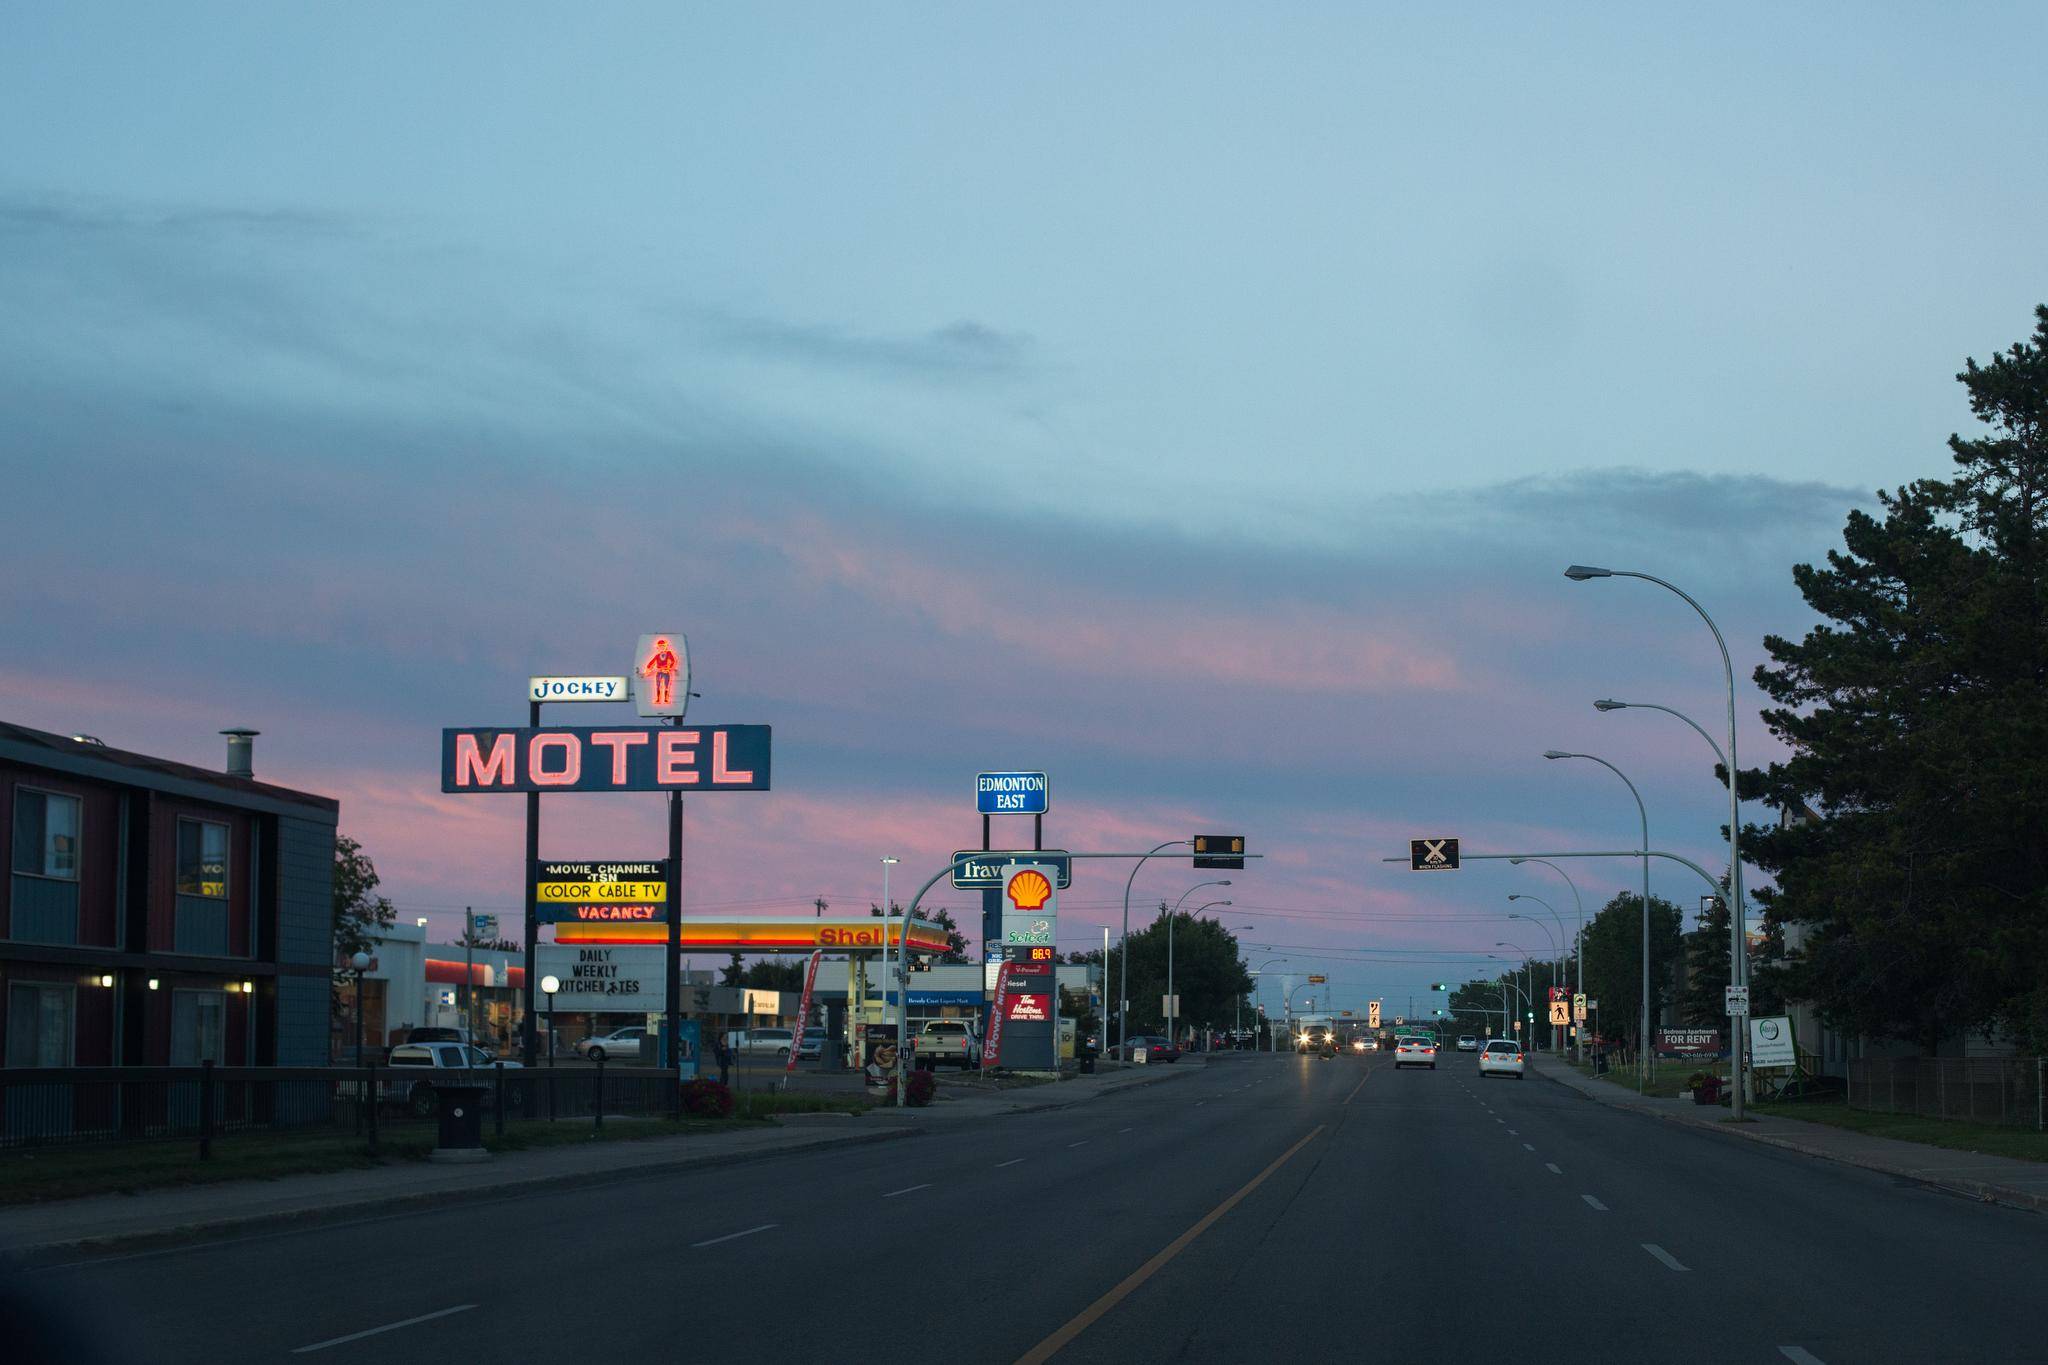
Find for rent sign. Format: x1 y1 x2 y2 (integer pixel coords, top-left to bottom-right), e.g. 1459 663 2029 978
442 726 770 793
1655 1028 1724 1056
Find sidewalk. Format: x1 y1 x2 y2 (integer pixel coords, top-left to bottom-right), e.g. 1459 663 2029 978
1527 1052 2048 1214
0 1058 1198 1262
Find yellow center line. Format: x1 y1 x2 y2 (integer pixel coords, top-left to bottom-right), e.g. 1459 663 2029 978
1013 1124 1326 1365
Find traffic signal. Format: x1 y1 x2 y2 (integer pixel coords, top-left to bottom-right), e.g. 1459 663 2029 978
1429 983 1450 991
1193 834 1246 870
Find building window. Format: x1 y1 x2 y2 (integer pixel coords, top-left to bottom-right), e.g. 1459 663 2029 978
12 788 81 880
5 983 75 1067
176 819 229 899
170 990 227 1065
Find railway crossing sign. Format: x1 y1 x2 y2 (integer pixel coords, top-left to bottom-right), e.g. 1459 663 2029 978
1409 838 1459 871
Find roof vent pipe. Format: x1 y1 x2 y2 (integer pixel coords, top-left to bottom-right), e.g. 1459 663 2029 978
221 728 259 778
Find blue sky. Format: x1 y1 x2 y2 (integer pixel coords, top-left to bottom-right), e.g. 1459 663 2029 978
4 5 2045 1016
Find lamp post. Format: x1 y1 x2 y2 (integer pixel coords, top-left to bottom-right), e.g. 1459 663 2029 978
1508 858 1585 1062
1487 960 1531 1042
1165 882 1231 1047
1120 840 1192 1057
1494 944 1537 1049
1250 958 1288 1051
1545 749 1652 1091
539 974 560 1066
349 950 371 1068
879 857 898 913
1166 896 1230 1047
1507 910 1561 1050
1507 895 1566 1049
1567 564 1749 1116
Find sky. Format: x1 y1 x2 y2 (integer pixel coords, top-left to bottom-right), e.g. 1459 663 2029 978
4 4 2046 1024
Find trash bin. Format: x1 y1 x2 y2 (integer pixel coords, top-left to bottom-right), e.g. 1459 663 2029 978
1079 1048 1097 1075
430 1083 490 1163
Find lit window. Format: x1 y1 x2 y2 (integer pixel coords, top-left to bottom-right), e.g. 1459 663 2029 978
12 788 81 880
176 819 230 899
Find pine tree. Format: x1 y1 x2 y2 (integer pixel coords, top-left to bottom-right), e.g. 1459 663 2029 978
1745 306 2048 1050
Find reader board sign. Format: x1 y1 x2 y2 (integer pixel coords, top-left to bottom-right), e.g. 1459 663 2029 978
951 851 1073 890
442 726 770 793
533 861 669 925
533 945 663 1013
977 772 1048 815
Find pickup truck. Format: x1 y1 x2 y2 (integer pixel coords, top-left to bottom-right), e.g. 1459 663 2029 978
915 1020 982 1070
381 1042 524 1116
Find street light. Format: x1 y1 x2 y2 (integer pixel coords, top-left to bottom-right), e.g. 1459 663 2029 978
1546 748 1653 1090
348 950 371 1069
1510 857 1586 1062
1494 942 1538 1049
1567 565 1751 1116
1487 958 1533 1040
1507 912 1560 1050
1507 893 1566 1049
539 974 561 1066
1166 897 1230 1046
1121 840 1192 1055
1250 958 1289 1052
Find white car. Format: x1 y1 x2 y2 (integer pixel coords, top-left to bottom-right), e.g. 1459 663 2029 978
1393 1035 1438 1069
1456 1035 1479 1052
576 1026 650 1062
1478 1039 1526 1079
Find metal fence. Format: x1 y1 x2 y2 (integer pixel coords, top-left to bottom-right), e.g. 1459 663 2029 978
0 1061 690 1156
1848 1056 2046 1130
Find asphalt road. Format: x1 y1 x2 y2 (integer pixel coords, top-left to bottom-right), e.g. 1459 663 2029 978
20 1052 2048 1363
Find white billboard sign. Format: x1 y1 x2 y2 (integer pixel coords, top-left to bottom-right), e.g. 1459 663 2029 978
1748 1015 1797 1069
534 944 665 1014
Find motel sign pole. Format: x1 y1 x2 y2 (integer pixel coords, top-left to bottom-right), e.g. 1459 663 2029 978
666 719 684 1075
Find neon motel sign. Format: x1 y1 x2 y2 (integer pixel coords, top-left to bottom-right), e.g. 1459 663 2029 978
440 725 771 794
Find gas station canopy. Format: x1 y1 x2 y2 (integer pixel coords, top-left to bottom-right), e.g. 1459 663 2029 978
551 915 953 954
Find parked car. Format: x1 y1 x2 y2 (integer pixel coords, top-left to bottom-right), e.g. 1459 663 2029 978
915 1020 982 1070
1456 1035 1479 1052
383 1042 525 1115
720 1031 815 1064
1116 1036 1181 1063
1393 1035 1439 1070
1478 1038 1526 1079
576 1026 650 1062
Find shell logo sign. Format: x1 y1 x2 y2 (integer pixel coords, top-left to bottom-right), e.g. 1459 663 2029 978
1006 867 1053 911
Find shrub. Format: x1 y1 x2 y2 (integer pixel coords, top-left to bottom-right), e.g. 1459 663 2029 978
905 1070 937 1107
680 1078 735 1118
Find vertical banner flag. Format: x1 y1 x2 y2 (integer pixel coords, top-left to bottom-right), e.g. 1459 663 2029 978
985 963 1012 1070
787 951 824 1074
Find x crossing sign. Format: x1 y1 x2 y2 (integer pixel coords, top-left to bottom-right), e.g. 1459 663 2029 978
1409 837 1460 871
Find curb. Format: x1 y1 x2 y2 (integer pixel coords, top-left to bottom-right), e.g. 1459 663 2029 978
5 1126 919 1266
1530 1063 2048 1217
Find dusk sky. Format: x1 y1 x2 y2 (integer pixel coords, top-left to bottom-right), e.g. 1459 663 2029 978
6 6 2046 1019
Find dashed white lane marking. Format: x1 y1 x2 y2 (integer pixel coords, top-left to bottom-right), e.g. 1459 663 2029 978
1582 1194 1608 1211
996 1158 1025 1168
691 1223 777 1249
1119 1126 1134 1134
1778 1348 1825 1365
1522 1143 1535 1151
1068 1139 1091 1148
293 1306 477 1354
883 1183 931 1198
1545 1163 1562 1174
1507 1128 1518 1135
1643 1243 1689 1272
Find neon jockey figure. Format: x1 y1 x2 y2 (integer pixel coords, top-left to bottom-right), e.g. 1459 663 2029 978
639 637 681 709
